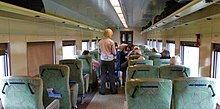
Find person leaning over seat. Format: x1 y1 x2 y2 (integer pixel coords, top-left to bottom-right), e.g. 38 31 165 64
98 28 118 95
82 50 100 70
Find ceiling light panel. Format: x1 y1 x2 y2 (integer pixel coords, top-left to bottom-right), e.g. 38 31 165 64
109 0 120 6
109 0 128 28
113 7 122 13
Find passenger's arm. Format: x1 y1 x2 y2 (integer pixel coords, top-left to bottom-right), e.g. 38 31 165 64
112 42 116 56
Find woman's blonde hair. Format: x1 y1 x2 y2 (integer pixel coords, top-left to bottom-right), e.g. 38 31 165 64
104 28 113 38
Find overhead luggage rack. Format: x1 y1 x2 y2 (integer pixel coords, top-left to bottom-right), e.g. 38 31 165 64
141 0 220 34
0 1 103 32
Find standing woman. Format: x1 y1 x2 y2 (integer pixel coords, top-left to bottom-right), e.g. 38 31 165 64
98 28 117 95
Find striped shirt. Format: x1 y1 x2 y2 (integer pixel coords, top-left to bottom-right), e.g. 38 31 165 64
98 38 116 61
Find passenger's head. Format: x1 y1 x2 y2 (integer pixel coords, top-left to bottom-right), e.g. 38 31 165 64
119 43 128 51
152 48 158 52
170 55 182 65
126 45 132 51
133 49 142 55
104 28 113 38
82 50 90 56
160 50 170 58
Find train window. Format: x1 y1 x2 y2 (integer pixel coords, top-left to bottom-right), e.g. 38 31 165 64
62 40 76 59
152 39 157 49
157 40 163 53
0 43 10 77
91 40 97 50
211 43 220 105
27 42 55 76
180 41 199 77
149 39 153 48
120 31 133 44
82 40 89 51
166 40 175 57
211 43 220 79
147 39 150 46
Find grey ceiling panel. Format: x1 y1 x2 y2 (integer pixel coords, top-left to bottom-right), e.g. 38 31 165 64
41 0 184 29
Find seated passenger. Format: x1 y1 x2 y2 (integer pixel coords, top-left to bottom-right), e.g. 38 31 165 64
160 49 171 59
82 50 100 70
119 44 129 86
133 49 145 61
170 55 182 65
151 48 158 53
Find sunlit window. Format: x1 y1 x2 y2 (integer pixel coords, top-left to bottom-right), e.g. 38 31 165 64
149 39 153 48
180 41 199 77
166 40 175 57
147 39 150 46
82 40 89 51
152 40 157 49
0 43 9 78
91 40 96 50
157 40 163 53
62 40 76 59
211 43 220 104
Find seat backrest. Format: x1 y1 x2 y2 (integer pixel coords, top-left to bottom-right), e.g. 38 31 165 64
74 55 93 84
126 78 172 109
127 65 159 80
39 64 71 109
59 59 85 95
128 60 153 66
129 55 141 60
149 54 161 60
153 59 170 66
73 55 92 74
173 77 217 109
0 76 44 109
159 65 190 80
90 50 99 61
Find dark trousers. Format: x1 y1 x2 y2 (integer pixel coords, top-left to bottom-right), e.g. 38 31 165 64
100 60 117 93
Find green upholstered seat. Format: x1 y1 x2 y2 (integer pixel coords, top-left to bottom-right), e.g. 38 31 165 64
74 55 94 85
127 65 159 80
149 53 161 60
153 59 170 66
142 55 149 60
59 59 86 103
125 78 172 109
173 77 217 109
39 64 71 109
128 59 153 66
90 50 99 62
129 55 141 60
159 65 190 80
90 50 101 78
0 76 59 109
70 83 78 108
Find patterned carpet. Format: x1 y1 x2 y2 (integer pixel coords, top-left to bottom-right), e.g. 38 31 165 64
85 87 126 109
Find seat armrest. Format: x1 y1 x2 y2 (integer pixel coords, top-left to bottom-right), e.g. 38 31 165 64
46 99 60 109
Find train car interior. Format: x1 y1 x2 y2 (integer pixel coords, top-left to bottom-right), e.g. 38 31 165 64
0 0 220 109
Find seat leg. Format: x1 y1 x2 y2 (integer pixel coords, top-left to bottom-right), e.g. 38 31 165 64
81 96 84 104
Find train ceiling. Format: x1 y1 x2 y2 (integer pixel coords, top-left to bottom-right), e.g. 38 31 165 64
0 0 193 29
